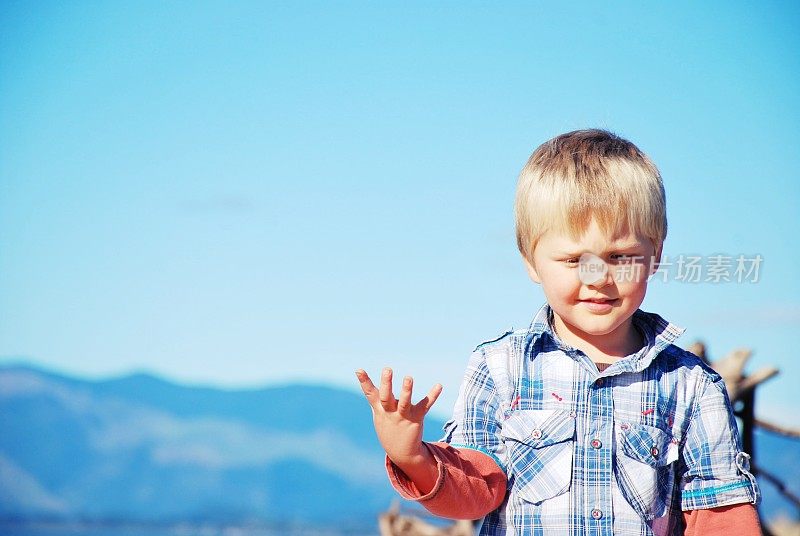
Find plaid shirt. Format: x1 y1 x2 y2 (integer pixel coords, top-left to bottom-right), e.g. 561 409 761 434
441 302 759 536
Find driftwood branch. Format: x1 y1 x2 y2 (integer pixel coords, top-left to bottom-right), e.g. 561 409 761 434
379 501 475 536
756 466 800 509
736 367 780 398
755 418 800 439
690 344 780 401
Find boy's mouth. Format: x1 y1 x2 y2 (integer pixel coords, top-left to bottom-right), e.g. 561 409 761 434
580 298 618 304
580 298 619 312
579 297 618 312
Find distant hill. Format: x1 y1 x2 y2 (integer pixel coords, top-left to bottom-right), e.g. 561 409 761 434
0 363 445 529
0 363 797 529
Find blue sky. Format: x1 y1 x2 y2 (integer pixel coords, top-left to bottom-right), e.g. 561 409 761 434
1 1 798 424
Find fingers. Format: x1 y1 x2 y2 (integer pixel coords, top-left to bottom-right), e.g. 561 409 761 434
415 383 443 413
378 367 397 411
397 376 413 415
355 369 379 407
357 368 441 416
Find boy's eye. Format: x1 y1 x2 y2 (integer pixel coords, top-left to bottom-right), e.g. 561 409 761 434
562 254 643 264
611 254 642 262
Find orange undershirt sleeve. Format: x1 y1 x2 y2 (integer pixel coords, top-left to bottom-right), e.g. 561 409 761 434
683 503 762 536
385 441 507 520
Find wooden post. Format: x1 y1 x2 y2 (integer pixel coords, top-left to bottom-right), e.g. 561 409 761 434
740 389 755 473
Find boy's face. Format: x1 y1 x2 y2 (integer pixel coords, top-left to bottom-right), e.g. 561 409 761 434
523 218 662 356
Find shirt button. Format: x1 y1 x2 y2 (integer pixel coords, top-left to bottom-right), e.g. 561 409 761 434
591 508 603 520
595 378 604 387
620 423 630 431
651 446 660 457
590 438 602 449
531 429 543 440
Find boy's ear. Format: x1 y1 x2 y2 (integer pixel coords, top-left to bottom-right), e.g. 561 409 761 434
523 256 542 284
649 242 664 276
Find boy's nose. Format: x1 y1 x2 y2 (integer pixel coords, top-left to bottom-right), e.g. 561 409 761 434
586 271 613 289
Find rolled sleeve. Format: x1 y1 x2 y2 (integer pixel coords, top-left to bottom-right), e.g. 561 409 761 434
680 376 760 510
385 442 507 519
385 442 446 502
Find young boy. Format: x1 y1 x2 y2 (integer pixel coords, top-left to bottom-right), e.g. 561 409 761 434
355 129 761 535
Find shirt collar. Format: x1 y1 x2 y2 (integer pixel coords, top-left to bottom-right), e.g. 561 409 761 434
527 302 686 372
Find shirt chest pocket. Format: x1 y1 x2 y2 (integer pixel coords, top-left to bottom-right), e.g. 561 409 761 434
500 409 576 504
614 422 679 520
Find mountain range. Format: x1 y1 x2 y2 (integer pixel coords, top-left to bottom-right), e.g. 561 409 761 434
0 363 797 531
0 363 448 531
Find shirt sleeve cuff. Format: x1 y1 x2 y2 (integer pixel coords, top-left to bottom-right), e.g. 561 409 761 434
681 477 759 510
385 442 446 502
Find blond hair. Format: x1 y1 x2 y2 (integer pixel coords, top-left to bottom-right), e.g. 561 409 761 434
515 129 667 264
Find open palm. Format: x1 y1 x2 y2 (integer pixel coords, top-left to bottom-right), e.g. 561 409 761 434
355 367 443 466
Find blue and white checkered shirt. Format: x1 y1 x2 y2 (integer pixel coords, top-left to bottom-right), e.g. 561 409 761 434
441 302 759 536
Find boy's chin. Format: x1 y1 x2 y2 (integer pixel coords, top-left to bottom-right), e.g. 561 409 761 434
561 314 630 336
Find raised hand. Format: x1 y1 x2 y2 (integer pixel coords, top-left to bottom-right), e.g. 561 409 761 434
355 367 443 492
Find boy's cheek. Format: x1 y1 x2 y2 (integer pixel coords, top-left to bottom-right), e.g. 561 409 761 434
522 257 543 284
611 258 654 284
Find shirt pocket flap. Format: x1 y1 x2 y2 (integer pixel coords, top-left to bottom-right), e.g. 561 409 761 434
619 422 678 468
615 422 679 519
502 409 576 448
